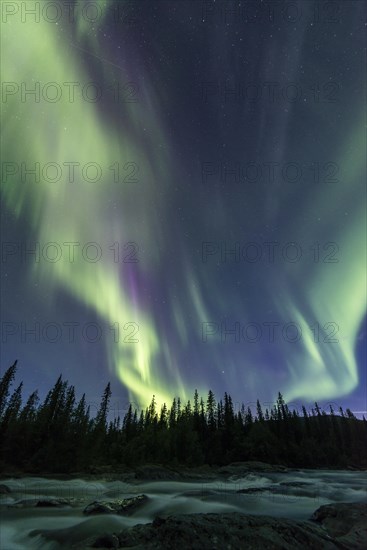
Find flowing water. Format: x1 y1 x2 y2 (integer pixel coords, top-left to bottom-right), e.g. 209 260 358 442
1 470 366 549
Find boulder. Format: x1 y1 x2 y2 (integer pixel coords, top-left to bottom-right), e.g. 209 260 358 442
11 498 71 508
83 495 148 516
311 502 367 548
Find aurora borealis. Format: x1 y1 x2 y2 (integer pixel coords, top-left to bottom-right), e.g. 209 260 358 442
1 0 366 416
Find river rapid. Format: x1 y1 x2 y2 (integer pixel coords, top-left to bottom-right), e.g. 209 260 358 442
1 469 366 549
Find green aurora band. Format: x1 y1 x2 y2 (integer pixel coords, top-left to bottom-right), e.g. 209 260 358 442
1 0 366 407
1 0 190 406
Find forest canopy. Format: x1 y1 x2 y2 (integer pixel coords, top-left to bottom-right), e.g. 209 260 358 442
1 361 366 473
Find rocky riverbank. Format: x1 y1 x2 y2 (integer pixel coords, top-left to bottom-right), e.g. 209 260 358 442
2 461 365 485
72 502 367 549
0 461 291 484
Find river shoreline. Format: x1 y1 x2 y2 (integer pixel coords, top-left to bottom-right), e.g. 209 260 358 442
1 460 366 484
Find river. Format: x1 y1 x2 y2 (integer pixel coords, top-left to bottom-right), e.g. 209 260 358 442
1 469 366 549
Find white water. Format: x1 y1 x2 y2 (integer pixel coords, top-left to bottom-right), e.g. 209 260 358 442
1 470 366 549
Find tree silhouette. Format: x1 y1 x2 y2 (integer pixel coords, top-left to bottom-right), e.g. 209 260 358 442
0 361 366 473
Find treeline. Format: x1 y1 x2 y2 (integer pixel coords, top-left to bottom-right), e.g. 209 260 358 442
1 361 366 473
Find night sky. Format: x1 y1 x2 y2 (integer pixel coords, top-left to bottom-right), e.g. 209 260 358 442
1 0 366 418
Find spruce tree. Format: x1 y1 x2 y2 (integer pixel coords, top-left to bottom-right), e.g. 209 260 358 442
256 399 264 422
206 390 216 430
0 360 18 418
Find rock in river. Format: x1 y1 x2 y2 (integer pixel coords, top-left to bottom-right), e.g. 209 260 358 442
83 495 148 516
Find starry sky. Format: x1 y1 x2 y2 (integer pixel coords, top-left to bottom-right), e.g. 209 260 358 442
1 0 366 417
